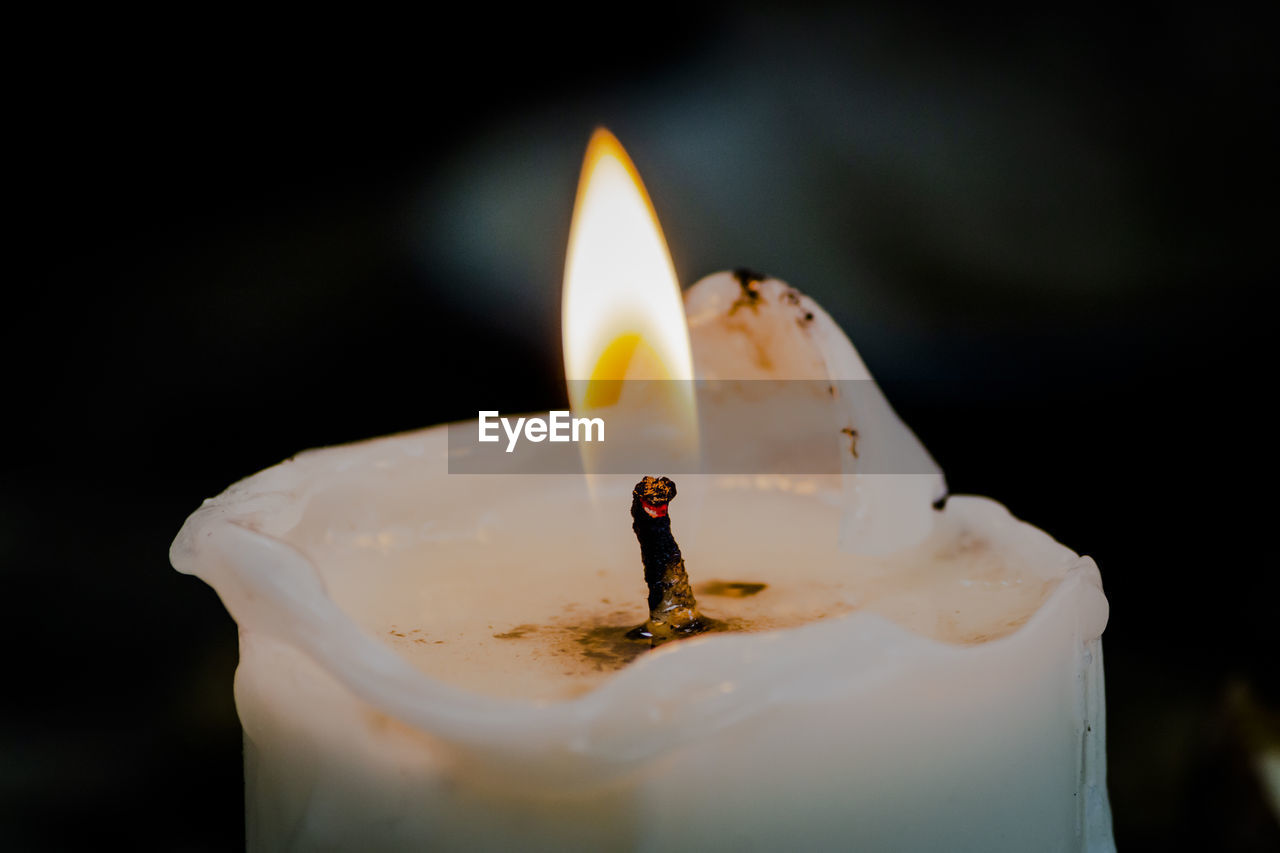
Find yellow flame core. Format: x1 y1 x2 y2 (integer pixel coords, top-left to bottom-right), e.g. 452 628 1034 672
563 129 696 410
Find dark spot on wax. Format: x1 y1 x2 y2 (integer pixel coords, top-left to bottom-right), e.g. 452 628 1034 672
699 580 768 598
841 427 860 458
493 624 539 640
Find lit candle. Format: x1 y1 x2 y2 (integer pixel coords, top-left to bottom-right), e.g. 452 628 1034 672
171 130 1114 851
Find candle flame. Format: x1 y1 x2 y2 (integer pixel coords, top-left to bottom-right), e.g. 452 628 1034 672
563 129 696 415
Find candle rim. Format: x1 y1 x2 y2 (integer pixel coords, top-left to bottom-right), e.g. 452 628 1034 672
171 424 1108 771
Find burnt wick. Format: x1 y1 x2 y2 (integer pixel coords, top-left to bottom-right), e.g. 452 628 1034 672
626 476 708 644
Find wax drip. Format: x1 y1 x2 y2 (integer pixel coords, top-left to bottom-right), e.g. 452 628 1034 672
627 476 707 643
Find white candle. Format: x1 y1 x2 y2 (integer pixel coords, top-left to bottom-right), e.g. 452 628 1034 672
170 131 1114 851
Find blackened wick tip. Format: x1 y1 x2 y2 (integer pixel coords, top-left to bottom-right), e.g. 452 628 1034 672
634 475 677 507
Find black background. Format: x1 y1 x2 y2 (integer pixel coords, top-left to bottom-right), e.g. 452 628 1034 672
5 5 1276 850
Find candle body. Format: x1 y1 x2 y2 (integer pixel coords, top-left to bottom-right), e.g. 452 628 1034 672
172 424 1113 852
